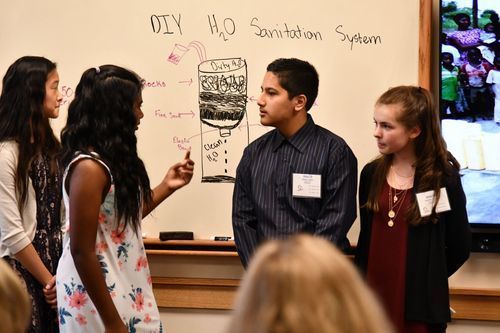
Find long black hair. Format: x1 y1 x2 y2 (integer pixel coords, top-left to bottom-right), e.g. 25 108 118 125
60 65 152 233
0 56 61 209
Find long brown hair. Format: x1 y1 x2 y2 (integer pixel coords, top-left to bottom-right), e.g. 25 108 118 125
0 56 61 210
366 86 459 225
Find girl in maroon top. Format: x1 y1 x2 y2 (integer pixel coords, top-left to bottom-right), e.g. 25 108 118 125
355 86 471 333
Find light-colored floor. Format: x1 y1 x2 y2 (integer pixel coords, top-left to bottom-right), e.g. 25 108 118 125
159 310 500 333
448 319 500 333
160 309 231 333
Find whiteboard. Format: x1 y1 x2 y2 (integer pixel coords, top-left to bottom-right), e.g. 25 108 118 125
0 0 420 240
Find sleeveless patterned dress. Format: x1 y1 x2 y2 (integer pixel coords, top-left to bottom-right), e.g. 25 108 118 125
56 153 163 332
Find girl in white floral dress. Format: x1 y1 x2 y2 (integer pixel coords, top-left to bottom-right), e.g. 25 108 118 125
56 65 194 333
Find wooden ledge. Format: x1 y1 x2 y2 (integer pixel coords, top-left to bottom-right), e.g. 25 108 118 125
145 237 500 320
450 288 500 321
152 277 239 310
144 238 238 257
146 249 238 257
152 276 500 320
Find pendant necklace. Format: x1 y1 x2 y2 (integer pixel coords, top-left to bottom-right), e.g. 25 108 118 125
387 185 409 227
392 188 406 203
387 164 414 227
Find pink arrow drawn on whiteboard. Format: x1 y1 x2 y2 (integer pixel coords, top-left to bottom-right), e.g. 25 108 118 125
178 78 193 86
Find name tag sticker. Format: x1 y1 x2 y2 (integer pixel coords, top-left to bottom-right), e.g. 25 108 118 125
292 173 321 198
416 187 451 217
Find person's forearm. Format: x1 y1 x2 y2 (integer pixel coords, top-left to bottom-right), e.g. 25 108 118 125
142 153 194 218
73 251 123 328
14 244 53 286
142 182 175 217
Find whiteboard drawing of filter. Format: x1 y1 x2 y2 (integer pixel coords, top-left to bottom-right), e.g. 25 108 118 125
198 58 249 183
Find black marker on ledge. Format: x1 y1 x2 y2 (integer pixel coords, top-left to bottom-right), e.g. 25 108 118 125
212 236 233 241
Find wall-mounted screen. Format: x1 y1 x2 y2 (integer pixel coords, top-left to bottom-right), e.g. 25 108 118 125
440 0 500 251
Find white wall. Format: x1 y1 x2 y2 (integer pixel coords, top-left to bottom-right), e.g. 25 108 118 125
1 0 419 239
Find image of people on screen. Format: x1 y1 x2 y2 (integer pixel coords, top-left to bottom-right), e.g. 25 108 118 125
440 0 499 226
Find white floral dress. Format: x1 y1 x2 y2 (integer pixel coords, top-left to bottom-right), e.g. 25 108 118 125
56 153 163 333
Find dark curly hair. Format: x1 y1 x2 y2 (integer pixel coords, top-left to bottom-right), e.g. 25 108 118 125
0 56 61 210
60 65 152 233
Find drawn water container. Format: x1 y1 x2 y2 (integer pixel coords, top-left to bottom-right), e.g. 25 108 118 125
198 58 249 183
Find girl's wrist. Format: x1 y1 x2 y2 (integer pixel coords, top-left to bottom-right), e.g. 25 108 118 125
42 275 53 288
161 180 176 196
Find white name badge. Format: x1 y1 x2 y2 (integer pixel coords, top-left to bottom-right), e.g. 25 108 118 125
292 173 321 198
416 187 451 217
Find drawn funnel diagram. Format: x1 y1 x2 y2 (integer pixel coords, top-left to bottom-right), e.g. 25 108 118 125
198 58 249 183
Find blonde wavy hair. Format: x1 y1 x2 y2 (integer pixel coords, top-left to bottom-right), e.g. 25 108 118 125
227 234 393 333
0 260 31 333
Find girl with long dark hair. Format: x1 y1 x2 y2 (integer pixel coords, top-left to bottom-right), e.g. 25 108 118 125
56 65 194 332
0 56 63 332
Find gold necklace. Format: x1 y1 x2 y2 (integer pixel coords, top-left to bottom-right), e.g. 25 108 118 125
387 186 408 227
392 187 406 203
391 164 415 179
389 166 413 202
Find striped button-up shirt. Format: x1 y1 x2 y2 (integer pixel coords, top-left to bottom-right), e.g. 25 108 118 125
232 115 357 267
